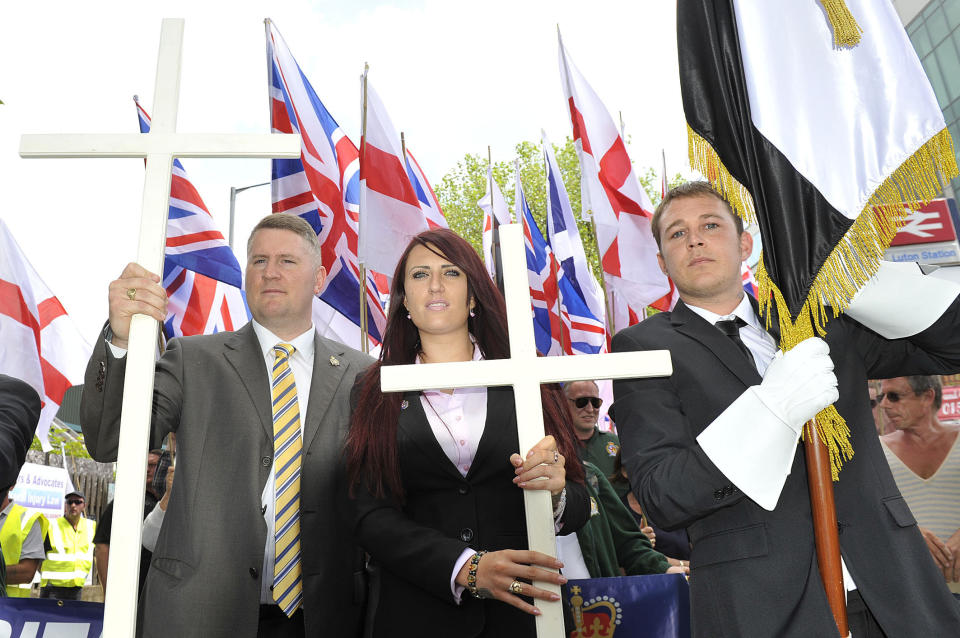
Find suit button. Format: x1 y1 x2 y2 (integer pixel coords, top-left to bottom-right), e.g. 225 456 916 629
261 456 271 467
249 567 259 579
713 489 723 501
458 485 470 495
460 528 474 542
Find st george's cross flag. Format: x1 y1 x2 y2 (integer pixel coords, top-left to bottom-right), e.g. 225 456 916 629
266 19 387 348
680 0 958 477
405 149 448 230
358 78 429 279
477 167 512 281
558 32 672 328
134 98 250 339
0 221 91 450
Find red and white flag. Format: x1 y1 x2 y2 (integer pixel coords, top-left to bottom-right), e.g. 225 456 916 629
477 167 512 280
0 221 91 450
559 33 671 332
358 79 429 279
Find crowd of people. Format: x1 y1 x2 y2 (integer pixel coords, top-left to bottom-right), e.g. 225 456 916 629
2 182 960 637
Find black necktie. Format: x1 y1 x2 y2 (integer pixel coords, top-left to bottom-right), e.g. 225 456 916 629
715 317 757 371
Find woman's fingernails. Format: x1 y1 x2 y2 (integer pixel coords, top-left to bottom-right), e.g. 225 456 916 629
532 608 542 616
549 593 560 601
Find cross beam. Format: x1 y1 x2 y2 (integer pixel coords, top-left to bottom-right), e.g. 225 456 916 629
20 19 301 638
381 223 672 637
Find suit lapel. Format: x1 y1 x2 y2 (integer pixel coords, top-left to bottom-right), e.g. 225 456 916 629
398 391 464 482
671 301 762 387
302 334 349 451
467 386 514 480
223 323 273 444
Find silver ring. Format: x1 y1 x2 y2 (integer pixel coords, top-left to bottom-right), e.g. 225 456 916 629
509 580 524 595
553 451 560 464
126 287 137 301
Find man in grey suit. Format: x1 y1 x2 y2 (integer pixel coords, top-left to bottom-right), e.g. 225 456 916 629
80 213 373 638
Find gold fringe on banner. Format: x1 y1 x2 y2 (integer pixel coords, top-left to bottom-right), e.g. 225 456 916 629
819 0 864 48
691 126 958 480
688 124 757 226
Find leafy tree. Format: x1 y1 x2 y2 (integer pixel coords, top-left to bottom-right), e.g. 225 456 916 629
434 137 687 287
29 423 92 460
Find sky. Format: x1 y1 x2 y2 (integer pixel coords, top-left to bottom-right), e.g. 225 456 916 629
0 0 690 339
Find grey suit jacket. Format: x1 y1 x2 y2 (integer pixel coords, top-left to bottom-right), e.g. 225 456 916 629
80 322 373 638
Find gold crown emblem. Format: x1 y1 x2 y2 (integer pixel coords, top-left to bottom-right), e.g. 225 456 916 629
568 585 622 637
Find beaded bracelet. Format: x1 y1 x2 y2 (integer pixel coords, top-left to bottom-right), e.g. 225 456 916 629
466 550 488 598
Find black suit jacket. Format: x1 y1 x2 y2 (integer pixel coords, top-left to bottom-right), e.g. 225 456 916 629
350 386 590 638
612 298 960 638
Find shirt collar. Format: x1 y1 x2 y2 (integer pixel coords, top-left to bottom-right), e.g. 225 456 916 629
685 293 760 331
251 319 316 361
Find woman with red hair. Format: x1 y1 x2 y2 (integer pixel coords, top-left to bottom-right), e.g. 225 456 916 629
346 228 588 637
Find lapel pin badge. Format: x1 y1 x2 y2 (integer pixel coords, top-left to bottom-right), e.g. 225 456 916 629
329 355 340 367
400 400 409 410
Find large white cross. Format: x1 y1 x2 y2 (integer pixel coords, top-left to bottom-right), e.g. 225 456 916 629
20 19 301 638
380 223 672 637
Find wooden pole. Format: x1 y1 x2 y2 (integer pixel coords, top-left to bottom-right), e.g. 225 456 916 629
489 146 505 294
358 63 370 354
803 420 849 636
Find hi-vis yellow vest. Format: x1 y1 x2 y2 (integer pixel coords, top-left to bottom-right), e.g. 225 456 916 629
1 503 47 597
40 515 95 588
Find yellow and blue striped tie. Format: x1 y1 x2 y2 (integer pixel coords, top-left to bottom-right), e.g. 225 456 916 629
271 343 303 615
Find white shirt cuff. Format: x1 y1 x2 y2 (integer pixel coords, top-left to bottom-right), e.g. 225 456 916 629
141 504 165 552
696 387 800 511
450 547 475 604
106 339 127 359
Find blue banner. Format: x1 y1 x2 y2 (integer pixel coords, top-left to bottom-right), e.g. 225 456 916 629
0 598 103 637
564 574 690 638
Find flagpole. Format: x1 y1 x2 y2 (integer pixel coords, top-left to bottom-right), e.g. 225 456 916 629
489 146 505 294
358 63 370 354
400 131 406 161
805 423 850 635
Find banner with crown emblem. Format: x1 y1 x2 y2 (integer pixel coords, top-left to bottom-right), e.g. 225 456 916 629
563 574 690 638
0 597 103 637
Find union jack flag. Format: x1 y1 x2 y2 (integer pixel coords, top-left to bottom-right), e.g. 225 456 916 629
134 98 250 339
266 19 386 349
405 148 447 230
517 168 566 356
741 261 759 298
542 132 607 355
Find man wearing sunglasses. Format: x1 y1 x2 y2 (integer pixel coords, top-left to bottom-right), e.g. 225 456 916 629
612 182 960 637
880 375 960 599
39 490 96 600
564 382 621 484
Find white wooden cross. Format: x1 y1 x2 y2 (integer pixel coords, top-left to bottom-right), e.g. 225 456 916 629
20 19 301 638
380 223 673 637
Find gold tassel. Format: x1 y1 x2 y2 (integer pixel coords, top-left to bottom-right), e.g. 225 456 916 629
687 124 757 226
819 0 864 48
709 127 958 480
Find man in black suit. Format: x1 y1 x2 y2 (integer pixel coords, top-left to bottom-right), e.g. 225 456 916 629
0 374 42 595
612 181 960 637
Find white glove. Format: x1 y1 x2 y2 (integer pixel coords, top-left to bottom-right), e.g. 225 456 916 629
845 261 960 338
753 337 839 434
696 337 838 511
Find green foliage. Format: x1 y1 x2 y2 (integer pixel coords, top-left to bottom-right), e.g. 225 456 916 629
28 423 92 460
434 137 680 287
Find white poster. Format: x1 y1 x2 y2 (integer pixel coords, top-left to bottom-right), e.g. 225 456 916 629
8 462 69 520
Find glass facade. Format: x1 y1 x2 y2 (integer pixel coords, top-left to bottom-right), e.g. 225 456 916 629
907 0 960 195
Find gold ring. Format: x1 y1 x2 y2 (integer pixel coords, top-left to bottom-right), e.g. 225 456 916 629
509 580 524 595
126 287 137 301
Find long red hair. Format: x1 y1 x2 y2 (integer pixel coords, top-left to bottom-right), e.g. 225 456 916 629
345 228 584 499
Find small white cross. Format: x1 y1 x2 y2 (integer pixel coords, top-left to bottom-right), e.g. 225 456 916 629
381 223 672 637
20 19 301 638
